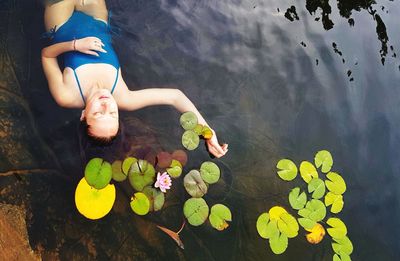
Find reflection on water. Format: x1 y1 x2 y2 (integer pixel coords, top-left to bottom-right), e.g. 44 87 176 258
1 0 400 260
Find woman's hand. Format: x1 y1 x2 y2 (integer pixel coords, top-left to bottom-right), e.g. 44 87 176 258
206 129 228 158
75 37 107 56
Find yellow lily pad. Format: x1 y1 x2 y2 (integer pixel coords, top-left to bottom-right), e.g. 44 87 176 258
75 178 116 220
299 161 318 183
305 223 326 244
269 206 287 221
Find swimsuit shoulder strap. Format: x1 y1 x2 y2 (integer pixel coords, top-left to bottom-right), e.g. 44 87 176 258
73 69 86 105
110 67 119 94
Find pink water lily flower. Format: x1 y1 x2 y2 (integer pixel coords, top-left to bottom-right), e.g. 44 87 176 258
154 172 172 193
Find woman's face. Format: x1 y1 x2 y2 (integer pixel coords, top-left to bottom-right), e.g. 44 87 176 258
82 88 119 138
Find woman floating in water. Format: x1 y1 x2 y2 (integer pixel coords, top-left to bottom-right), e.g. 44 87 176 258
41 0 228 158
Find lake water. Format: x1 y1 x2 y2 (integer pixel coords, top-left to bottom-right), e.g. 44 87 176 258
1 0 399 260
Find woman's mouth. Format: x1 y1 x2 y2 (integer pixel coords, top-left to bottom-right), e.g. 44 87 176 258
99 95 110 99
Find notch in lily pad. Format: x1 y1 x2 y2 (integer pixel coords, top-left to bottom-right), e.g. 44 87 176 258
209 204 232 231
184 170 208 197
314 150 333 173
130 192 150 216
277 159 298 181
308 178 326 199
288 187 307 210
85 158 112 189
299 161 318 183
180 111 198 130
200 161 220 184
75 177 116 220
112 160 127 182
128 159 156 191
325 172 347 195
122 157 137 175
182 130 200 150
183 197 209 226
325 192 344 213
142 186 165 211
326 218 347 239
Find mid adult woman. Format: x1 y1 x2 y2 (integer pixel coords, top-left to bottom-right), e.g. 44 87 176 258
41 0 228 158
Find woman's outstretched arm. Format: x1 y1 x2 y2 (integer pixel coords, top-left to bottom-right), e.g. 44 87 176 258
119 87 228 158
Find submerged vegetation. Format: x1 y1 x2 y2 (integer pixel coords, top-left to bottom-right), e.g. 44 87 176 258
74 111 232 248
256 150 353 260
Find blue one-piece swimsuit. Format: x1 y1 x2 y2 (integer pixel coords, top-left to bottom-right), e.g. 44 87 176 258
48 11 120 104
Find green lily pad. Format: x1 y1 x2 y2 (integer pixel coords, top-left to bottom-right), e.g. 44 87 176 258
332 236 353 256
308 178 326 199
171 149 188 166
333 254 351 261
265 220 280 239
305 199 326 222
297 217 316 230
269 233 288 255
325 172 347 195
288 187 307 210
142 186 165 211
193 124 204 135
325 192 344 214
156 151 172 168
128 159 156 191
111 160 127 182
167 160 183 178
84 158 112 190
182 130 200 150
298 208 312 218
183 197 209 226
327 218 347 239
130 192 150 216
299 161 318 183
256 213 270 239
276 159 298 181
200 161 220 184
277 213 299 238
122 157 137 175
209 204 232 231
180 111 198 130
184 170 208 197
314 150 333 173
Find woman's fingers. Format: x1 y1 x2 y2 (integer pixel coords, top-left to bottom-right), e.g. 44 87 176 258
85 50 99 56
211 139 226 155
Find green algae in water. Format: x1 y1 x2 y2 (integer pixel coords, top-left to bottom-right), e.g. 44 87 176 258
84 158 112 190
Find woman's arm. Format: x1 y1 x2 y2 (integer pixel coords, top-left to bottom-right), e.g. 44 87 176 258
119 88 228 158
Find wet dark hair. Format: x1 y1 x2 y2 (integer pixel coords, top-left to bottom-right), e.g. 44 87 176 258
78 119 125 165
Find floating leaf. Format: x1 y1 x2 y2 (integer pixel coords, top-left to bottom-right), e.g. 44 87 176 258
184 170 208 197
299 161 318 183
308 178 326 199
265 220 280 239
314 150 333 173
298 208 311 218
142 186 165 211
128 159 156 191
112 160 127 182
277 213 299 238
305 199 326 222
183 198 209 226
130 192 150 216
298 217 316 230
84 158 112 190
182 130 200 150
269 206 287 221
305 223 326 244
333 254 351 261
75 178 115 220
200 161 220 184
209 204 232 231
172 149 188 166
332 236 353 256
193 124 204 135
325 172 346 195
256 213 270 239
289 187 307 210
167 160 183 178
325 192 344 213
269 233 288 255
276 159 298 181
327 218 347 239
157 151 173 168
201 125 213 139
180 111 198 130
122 157 137 175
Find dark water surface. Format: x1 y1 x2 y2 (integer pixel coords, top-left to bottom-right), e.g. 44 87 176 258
1 0 400 260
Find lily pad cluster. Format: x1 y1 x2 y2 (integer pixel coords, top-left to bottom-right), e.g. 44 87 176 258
183 161 232 231
256 150 353 260
180 111 213 150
